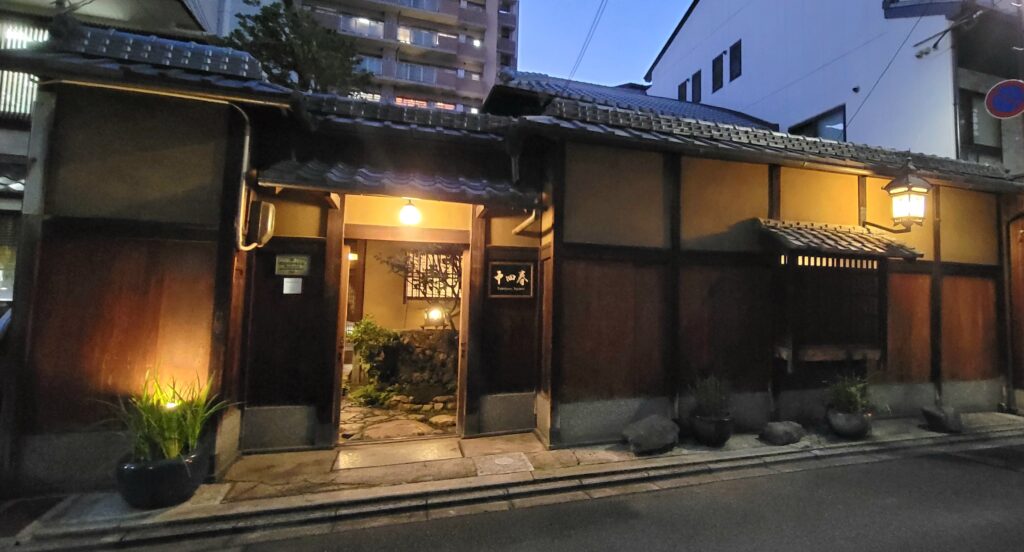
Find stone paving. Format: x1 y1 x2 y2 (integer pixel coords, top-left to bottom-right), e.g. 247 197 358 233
338 395 457 442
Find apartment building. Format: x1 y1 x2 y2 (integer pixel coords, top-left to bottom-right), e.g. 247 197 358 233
302 0 518 112
645 0 1024 175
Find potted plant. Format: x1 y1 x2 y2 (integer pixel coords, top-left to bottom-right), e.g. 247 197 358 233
110 373 227 509
826 374 872 440
691 375 734 447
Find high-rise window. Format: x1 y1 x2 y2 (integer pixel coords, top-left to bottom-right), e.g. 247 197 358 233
959 89 1002 165
0 19 48 122
340 14 384 38
358 56 383 75
790 106 846 141
729 40 742 81
691 70 702 103
712 53 724 92
677 80 688 102
398 26 438 47
397 62 439 84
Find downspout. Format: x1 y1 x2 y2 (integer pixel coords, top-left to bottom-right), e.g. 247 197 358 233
512 209 538 235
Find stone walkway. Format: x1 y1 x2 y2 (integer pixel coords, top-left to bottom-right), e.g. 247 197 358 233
338 395 457 442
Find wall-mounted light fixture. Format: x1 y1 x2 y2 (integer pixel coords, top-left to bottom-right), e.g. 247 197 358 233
864 162 932 234
399 199 422 226
348 252 359 262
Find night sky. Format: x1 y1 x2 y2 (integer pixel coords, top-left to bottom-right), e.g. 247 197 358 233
518 0 693 87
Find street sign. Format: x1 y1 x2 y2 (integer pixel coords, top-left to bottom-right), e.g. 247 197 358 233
985 79 1024 119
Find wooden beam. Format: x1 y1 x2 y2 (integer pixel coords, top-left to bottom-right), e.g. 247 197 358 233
858 175 868 226
315 200 345 446
325 193 342 210
0 91 56 483
343 223 470 245
665 152 682 404
768 164 781 219
548 141 566 446
931 185 943 402
458 206 487 436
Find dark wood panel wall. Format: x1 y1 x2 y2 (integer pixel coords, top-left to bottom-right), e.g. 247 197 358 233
481 246 540 394
886 273 932 383
678 264 773 392
942 276 1000 381
28 232 217 432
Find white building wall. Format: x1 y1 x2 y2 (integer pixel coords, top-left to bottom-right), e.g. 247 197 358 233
647 0 958 159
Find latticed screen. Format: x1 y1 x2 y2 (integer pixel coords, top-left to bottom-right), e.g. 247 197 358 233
404 251 461 299
782 253 881 347
0 20 48 122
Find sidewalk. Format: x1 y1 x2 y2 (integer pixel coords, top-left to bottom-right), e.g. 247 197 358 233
8 412 1024 551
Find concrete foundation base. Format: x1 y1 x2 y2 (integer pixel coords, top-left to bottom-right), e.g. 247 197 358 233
676 391 772 432
213 407 242 477
556 397 672 446
942 378 1004 413
776 389 829 426
870 383 937 418
240 406 316 451
479 392 535 434
13 431 128 494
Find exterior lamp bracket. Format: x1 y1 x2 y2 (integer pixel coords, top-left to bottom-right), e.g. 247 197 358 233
862 163 933 234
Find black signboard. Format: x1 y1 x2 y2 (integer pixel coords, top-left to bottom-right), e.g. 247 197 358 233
488 261 534 298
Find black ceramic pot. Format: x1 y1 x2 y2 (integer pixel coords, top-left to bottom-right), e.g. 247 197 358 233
691 415 734 448
826 408 871 440
116 450 209 509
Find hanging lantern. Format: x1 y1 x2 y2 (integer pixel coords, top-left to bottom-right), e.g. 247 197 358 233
883 167 932 228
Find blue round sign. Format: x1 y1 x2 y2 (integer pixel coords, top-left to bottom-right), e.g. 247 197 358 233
985 80 1024 119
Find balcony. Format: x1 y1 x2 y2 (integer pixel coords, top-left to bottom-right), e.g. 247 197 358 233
346 0 459 25
498 10 517 28
455 76 488 98
459 6 487 28
387 61 457 91
396 30 458 62
497 37 517 54
457 41 487 62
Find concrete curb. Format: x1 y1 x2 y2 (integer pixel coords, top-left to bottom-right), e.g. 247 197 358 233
13 423 1024 551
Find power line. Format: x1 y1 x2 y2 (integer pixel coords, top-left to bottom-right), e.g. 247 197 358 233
560 0 609 93
847 11 928 129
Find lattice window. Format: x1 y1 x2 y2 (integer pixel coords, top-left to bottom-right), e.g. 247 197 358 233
404 250 461 300
0 20 48 122
779 254 879 270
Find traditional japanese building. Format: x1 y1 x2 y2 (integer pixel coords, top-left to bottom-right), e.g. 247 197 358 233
1 21 1022 493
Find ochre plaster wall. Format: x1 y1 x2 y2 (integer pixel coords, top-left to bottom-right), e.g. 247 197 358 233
49 87 227 226
680 158 768 250
780 167 858 226
939 186 998 265
489 215 540 248
563 143 667 248
345 195 471 231
265 193 326 238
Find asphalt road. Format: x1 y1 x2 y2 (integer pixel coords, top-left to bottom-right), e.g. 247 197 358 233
243 445 1024 552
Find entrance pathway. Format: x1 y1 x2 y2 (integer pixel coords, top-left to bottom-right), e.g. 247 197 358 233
9 412 1024 550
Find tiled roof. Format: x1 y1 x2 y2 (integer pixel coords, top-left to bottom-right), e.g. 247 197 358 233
258 160 540 209
490 71 775 129
0 18 292 104
758 218 921 260
50 15 264 80
519 98 1016 189
300 94 512 138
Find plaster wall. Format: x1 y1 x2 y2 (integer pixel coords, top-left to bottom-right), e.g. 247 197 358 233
939 186 999 265
345 194 472 231
647 0 957 158
563 143 667 248
779 167 858 226
48 87 228 225
680 158 768 251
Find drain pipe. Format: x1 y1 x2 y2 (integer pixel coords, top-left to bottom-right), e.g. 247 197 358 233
230 104 260 251
512 209 538 235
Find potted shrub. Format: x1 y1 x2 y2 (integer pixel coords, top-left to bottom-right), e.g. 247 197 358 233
691 375 734 447
110 373 227 509
826 374 872 440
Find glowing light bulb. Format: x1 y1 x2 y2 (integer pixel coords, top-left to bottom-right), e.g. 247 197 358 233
399 200 422 225
165 402 179 410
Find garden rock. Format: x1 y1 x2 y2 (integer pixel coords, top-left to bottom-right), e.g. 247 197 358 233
429 414 457 428
622 415 679 454
922 406 963 434
759 421 805 445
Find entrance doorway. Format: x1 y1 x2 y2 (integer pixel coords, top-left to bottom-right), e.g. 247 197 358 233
338 196 472 443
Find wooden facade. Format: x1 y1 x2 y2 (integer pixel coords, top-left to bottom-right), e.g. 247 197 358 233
3 60 1024 493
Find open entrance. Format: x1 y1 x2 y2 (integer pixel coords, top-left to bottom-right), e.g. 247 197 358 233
339 196 471 443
